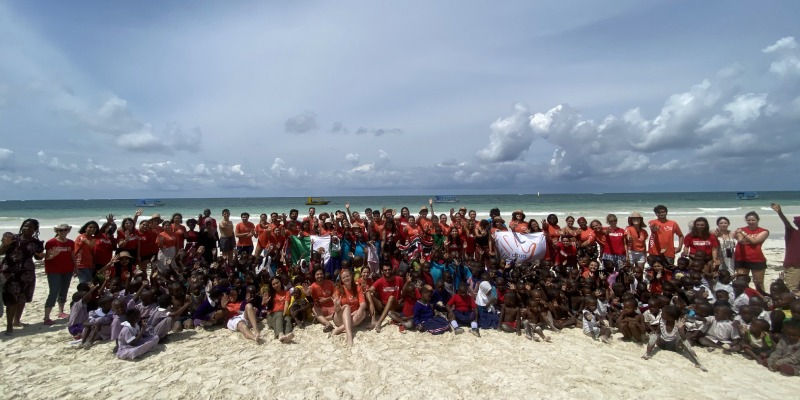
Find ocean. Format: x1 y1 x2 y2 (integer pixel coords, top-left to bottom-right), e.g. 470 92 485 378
1 192 798 241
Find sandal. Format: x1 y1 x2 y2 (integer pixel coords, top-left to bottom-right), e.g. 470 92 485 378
43 319 56 326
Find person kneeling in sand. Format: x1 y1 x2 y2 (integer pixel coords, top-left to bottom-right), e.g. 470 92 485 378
223 287 262 343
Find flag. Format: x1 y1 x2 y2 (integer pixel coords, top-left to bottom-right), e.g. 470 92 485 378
493 231 547 263
289 235 331 266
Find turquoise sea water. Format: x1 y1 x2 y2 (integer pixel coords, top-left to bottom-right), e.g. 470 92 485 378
1 192 798 236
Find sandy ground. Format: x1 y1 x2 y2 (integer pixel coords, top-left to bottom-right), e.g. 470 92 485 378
1 223 797 399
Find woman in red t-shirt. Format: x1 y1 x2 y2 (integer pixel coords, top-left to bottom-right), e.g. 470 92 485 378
74 221 99 283
683 217 721 279
307 268 336 331
157 221 178 273
509 210 529 233
332 269 366 346
735 211 770 294
117 217 141 260
44 224 76 324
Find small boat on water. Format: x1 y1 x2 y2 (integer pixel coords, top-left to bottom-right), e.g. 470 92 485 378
136 199 164 207
305 197 330 205
433 195 459 203
736 191 759 200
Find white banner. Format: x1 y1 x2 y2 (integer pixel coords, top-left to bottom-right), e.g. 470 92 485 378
493 231 547 263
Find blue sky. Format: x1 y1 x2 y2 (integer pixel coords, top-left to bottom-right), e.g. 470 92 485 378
1 1 799 199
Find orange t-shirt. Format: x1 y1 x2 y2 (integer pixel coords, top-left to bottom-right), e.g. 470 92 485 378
171 223 186 250
647 219 683 257
73 234 95 269
236 222 255 247
226 301 242 320
311 280 335 307
271 290 289 313
625 226 648 252
511 221 529 233
336 284 365 309
158 231 177 249
546 224 561 242
405 225 421 239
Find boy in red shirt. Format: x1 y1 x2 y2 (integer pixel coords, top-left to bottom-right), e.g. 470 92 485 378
447 283 480 337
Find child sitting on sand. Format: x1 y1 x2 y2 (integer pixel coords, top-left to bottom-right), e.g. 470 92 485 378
740 319 774 363
413 286 450 335
447 283 480 337
642 305 707 371
699 303 740 351
765 320 800 376
80 294 114 349
582 296 612 343
499 291 522 334
617 297 647 344
116 308 160 360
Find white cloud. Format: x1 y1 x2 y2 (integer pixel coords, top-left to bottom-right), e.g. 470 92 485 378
763 36 797 53
344 153 359 165
762 37 800 75
354 127 403 136
476 103 535 162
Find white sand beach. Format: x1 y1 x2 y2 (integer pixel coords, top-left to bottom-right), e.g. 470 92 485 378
1 234 796 400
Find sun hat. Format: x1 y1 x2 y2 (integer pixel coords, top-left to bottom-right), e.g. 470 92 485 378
118 251 133 259
151 213 162 221
511 210 526 220
628 212 643 226
54 224 72 232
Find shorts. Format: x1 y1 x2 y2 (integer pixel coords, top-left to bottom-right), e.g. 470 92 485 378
315 305 335 318
784 267 800 292
237 245 254 255
629 251 646 266
226 314 249 331
219 237 234 252
737 261 767 271
601 254 626 271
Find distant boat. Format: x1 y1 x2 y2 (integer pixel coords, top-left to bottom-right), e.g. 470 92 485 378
434 195 459 203
736 191 759 200
305 197 330 205
136 199 164 207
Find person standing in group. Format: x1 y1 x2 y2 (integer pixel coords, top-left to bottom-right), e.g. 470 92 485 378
771 203 800 296
74 221 99 284
43 224 76 325
648 205 684 265
626 212 648 268
235 212 255 255
735 211 770 295
157 221 178 274
715 216 736 274
218 209 235 261
1 219 44 335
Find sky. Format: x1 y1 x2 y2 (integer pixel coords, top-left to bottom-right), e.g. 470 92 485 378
1 0 799 200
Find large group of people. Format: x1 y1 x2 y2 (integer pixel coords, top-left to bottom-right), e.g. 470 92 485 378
1 200 799 376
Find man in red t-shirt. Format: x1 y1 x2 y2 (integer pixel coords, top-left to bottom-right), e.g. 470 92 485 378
235 212 256 255
648 205 683 264
368 265 404 332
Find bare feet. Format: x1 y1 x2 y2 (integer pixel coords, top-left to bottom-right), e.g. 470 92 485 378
642 354 651 360
544 336 551 342
696 364 708 372
375 323 382 333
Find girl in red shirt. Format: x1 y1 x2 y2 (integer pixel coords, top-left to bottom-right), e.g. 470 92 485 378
44 224 76 324
74 221 99 284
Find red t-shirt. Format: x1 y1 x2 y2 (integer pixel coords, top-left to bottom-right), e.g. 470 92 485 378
310 280 335 307
271 290 290 313
372 276 404 304
158 231 177 249
94 233 116 265
604 227 626 256
172 223 186 250
683 234 719 256
139 230 159 256
116 229 140 251
735 226 767 263
447 293 476 312
45 238 74 274
402 288 421 317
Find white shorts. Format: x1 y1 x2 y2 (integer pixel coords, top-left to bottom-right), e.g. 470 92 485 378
226 314 249 331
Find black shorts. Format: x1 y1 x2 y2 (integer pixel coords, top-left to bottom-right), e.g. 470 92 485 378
737 261 767 271
219 236 234 251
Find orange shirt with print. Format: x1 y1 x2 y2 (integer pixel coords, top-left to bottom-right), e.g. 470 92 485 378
73 234 95 269
647 219 683 258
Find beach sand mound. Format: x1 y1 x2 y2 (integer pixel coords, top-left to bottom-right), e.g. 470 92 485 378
1 264 796 400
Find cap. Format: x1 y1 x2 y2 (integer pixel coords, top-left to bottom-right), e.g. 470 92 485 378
419 207 428 213
118 251 133 259
151 213 162 220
